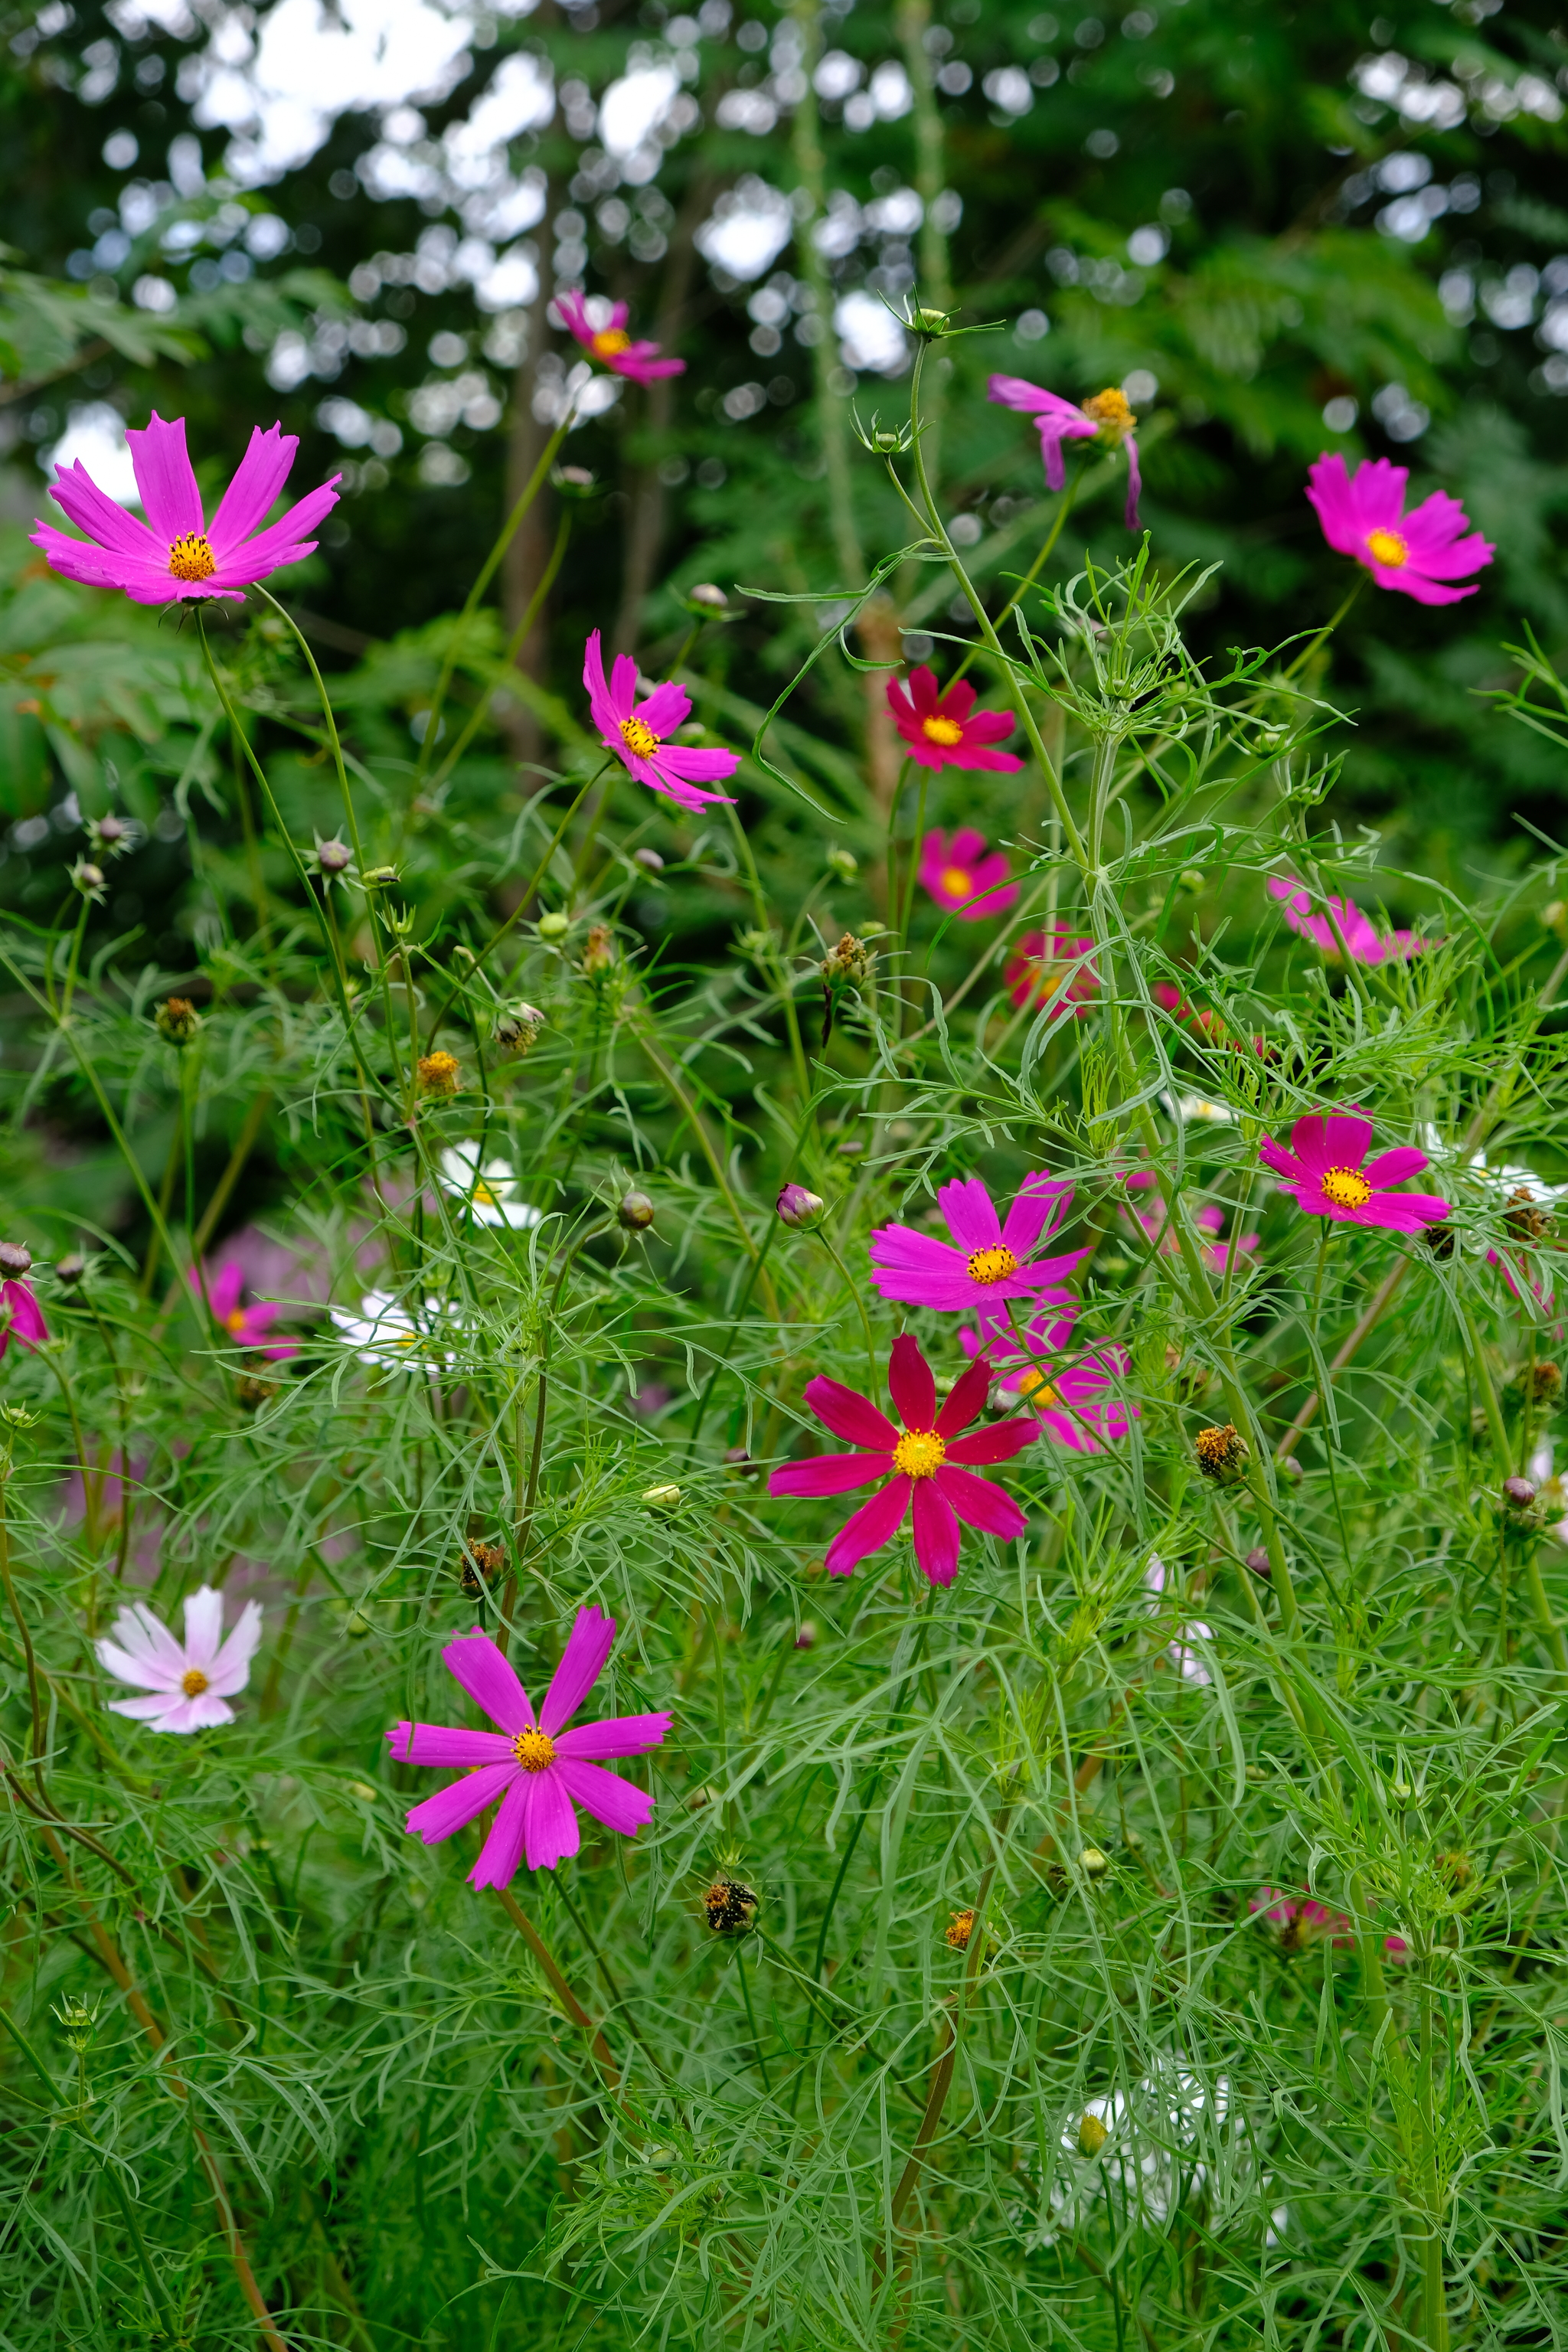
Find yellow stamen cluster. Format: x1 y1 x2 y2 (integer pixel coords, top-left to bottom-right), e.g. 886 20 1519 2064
168 532 217 582
1321 1165 1374 1210
620 715 660 757
1082 387 1135 444
592 328 632 358
512 1728 557 1772
966 1245 1018 1285
940 866 974 898
416 1051 461 1098
921 714 965 746
1364 528 1409 568
893 1428 946 1478
181 1667 210 1697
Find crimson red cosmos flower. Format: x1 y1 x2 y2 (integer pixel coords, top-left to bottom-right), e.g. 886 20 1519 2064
556 289 684 384
769 1334 1039 1586
886 668 1023 773
1004 930 1098 1017
32 413 340 606
918 827 1019 920
1305 453 1493 606
1260 1112 1450 1234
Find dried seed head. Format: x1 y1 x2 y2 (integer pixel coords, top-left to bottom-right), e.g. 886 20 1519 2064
416 1051 461 1097
820 931 875 990
235 1374 279 1412
1504 1187 1553 1243
945 1908 975 1951
1195 1423 1249 1484
155 996 201 1046
459 1540 505 1596
619 1190 655 1232
1531 1361 1563 1403
493 1002 544 1055
581 923 616 975
704 1877 759 1934
1422 1222 1456 1260
1076 2112 1109 2159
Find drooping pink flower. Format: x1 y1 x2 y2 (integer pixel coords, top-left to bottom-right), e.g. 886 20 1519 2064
1124 1177 1259 1275
1259 1112 1451 1234
0 1242 48 1360
96 1584 263 1733
1267 874 1433 965
555 289 684 384
918 828 1020 920
191 1261 298 1360
390 1607 669 1883
959 1310 1136 1455
870 1171 1088 1320
1004 930 1099 1018
768 1333 1038 1586
583 630 738 811
988 375 1142 528
886 670 1024 773
1305 452 1493 606
31 414 341 607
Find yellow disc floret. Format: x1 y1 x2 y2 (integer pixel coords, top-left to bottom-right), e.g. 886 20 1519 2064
512 1727 557 1772
921 714 965 746
966 1245 1019 1285
1082 387 1135 443
940 866 974 898
181 1667 210 1697
1321 1165 1374 1210
591 328 632 358
1364 528 1409 568
1013 1367 1058 1408
168 532 217 583
893 1428 946 1478
620 715 660 757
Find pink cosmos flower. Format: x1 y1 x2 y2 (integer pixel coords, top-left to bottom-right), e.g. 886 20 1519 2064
988 375 1142 528
1251 1886 1410 1962
583 629 738 812
31 413 341 606
918 827 1020 920
191 1260 298 1360
0 1242 48 1359
96 1584 263 1733
1259 1112 1451 1234
389 1607 670 1883
870 1171 1088 1319
1004 930 1099 1018
1305 453 1494 606
555 290 684 384
959 1310 1136 1454
769 1334 1038 1586
1124 1177 1259 1274
1267 874 1432 965
886 669 1024 773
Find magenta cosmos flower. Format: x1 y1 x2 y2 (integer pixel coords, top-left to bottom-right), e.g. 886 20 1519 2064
389 1606 669 1883
870 1171 1088 1319
96 1584 263 1733
32 413 340 606
988 375 1142 528
1260 1112 1451 1233
886 668 1024 773
0 1242 48 1360
1305 453 1493 606
959 1311 1136 1455
584 629 738 812
919 827 1019 920
191 1260 298 1360
1268 874 1433 965
556 289 684 384
769 1334 1038 1586
1004 930 1098 1018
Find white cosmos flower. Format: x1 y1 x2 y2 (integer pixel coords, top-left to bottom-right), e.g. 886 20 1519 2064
1161 1089 1236 1126
437 1142 544 1229
1143 1555 1214 1683
330 1289 456 1369
1020 2060 1254 2250
96 1585 262 1733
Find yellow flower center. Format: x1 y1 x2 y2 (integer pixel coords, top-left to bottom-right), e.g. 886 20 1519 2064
224 1308 247 1334
1364 528 1408 568
181 1668 209 1697
168 533 216 583
472 1181 499 1206
620 715 660 757
921 714 965 746
940 866 974 898
966 1245 1019 1285
1013 1367 1058 1407
1321 1165 1374 1210
591 328 632 358
893 1428 946 1478
512 1727 557 1772
1082 387 1135 443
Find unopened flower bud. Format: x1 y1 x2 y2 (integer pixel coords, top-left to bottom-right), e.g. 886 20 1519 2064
1078 1847 1109 1880
825 844 858 883
1195 1423 1249 1485
1545 900 1568 937
1178 868 1204 891
1502 1476 1539 1511
74 860 105 893
688 581 728 611
871 426 903 453
1244 1547 1271 1576
580 922 616 975
416 1050 461 1097
155 996 201 1046
554 464 597 498
360 864 400 890
54 1252 87 1286
704 1876 759 1934
493 1002 544 1055
633 847 665 873
0 1242 34 1278
619 1189 655 1232
53 1995 96 2053
316 837 353 874
642 1482 681 1511
794 1619 817 1649
537 910 570 942
95 812 129 847
776 1182 825 1230
910 304 950 336
1280 1455 1303 1481
1076 2112 1109 2159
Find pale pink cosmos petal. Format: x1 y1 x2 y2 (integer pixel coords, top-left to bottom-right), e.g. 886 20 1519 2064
554 1711 671 1760
636 680 690 734
107 1690 187 1722
108 1600 188 1678
539 1604 616 1735
387 1721 515 1767
824 1475 912 1576
1362 1146 1431 1187
46 464 165 559
943 1419 1040 1466
769 1450 891 1498
937 1175 1003 1254
1000 1172 1073 1257
207 423 299 552
933 1462 1027 1539
521 1769 581 1872
888 1331 937 1427
182 1690 239 1730
206 1598 263 1696
554 1756 654 1837
910 1477 961 1585
802 1374 899 1450
407 1759 518 1846
181 1586 226 1671
96 1637 182 1692
442 1631 535 1734
126 412 204 541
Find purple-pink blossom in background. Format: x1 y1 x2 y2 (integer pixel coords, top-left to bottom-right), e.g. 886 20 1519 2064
959 1311 1138 1455
556 289 684 384
1268 874 1435 965
193 1261 299 1359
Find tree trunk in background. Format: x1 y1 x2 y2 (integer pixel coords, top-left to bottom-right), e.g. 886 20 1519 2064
612 175 711 658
